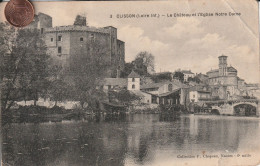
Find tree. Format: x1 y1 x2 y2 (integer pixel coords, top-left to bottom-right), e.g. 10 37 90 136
120 62 134 78
108 89 140 105
187 76 201 83
151 72 172 83
173 72 184 83
121 51 155 77
133 51 155 75
0 22 51 119
73 14 87 26
64 38 111 109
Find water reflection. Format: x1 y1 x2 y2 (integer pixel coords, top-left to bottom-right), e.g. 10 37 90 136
2 114 260 166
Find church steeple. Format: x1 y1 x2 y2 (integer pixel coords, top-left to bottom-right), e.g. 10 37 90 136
218 55 228 76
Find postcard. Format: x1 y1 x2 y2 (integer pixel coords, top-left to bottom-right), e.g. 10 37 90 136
0 0 260 166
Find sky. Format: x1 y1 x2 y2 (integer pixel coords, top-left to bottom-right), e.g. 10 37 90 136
0 0 259 83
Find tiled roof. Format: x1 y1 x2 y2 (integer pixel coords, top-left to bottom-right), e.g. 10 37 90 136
189 85 211 93
227 66 237 72
206 69 218 74
158 88 181 97
141 82 170 89
218 55 227 58
130 90 145 97
128 71 141 78
181 70 194 74
141 81 189 89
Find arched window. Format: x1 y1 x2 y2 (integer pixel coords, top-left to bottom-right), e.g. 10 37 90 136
80 37 83 41
168 84 173 91
132 84 135 89
132 78 135 82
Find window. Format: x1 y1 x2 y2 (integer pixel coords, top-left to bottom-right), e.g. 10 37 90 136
193 95 195 98
132 78 135 82
80 37 83 41
41 28 44 34
168 84 173 91
51 38 53 42
58 47 62 54
90 34 94 41
58 35 62 41
132 84 135 89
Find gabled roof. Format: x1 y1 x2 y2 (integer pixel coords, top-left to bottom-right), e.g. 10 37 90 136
140 81 189 89
130 90 145 97
218 55 227 58
181 70 194 74
128 71 141 78
227 66 237 72
141 82 170 89
158 88 181 97
206 69 219 74
189 85 211 93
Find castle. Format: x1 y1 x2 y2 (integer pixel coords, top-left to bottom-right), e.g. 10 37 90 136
27 12 125 77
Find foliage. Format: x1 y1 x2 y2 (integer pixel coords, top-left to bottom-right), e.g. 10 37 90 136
108 89 140 105
0 23 51 116
173 72 184 82
187 76 201 83
73 14 87 26
64 38 111 108
121 51 155 77
151 72 172 83
121 62 134 78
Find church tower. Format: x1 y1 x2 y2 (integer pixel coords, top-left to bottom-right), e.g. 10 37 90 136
218 55 228 76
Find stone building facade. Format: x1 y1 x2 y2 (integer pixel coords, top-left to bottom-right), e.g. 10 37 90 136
29 13 125 77
206 55 242 99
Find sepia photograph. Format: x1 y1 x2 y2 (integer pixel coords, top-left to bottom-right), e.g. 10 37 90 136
0 0 260 165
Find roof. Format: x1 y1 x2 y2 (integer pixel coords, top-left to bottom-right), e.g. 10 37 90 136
206 66 237 74
141 82 169 89
130 90 145 97
218 55 228 58
158 88 180 97
189 85 211 93
128 71 141 78
238 77 244 81
197 73 209 78
227 66 237 72
181 70 194 74
206 69 219 74
141 81 189 89
97 78 127 87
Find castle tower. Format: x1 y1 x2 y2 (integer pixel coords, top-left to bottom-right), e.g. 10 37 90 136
218 55 228 76
127 71 140 91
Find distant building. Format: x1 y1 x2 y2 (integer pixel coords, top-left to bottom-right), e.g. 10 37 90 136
196 73 209 84
189 85 211 103
206 55 240 98
127 71 141 91
28 12 125 77
97 78 127 91
141 80 189 105
180 70 195 82
97 70 190 105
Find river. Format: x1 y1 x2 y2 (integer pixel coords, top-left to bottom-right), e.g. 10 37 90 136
2 114 260 166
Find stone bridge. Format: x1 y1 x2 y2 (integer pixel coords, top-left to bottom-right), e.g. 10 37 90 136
204 99 259 116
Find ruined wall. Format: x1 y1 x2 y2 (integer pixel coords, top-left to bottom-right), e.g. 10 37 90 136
117 40 125 71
